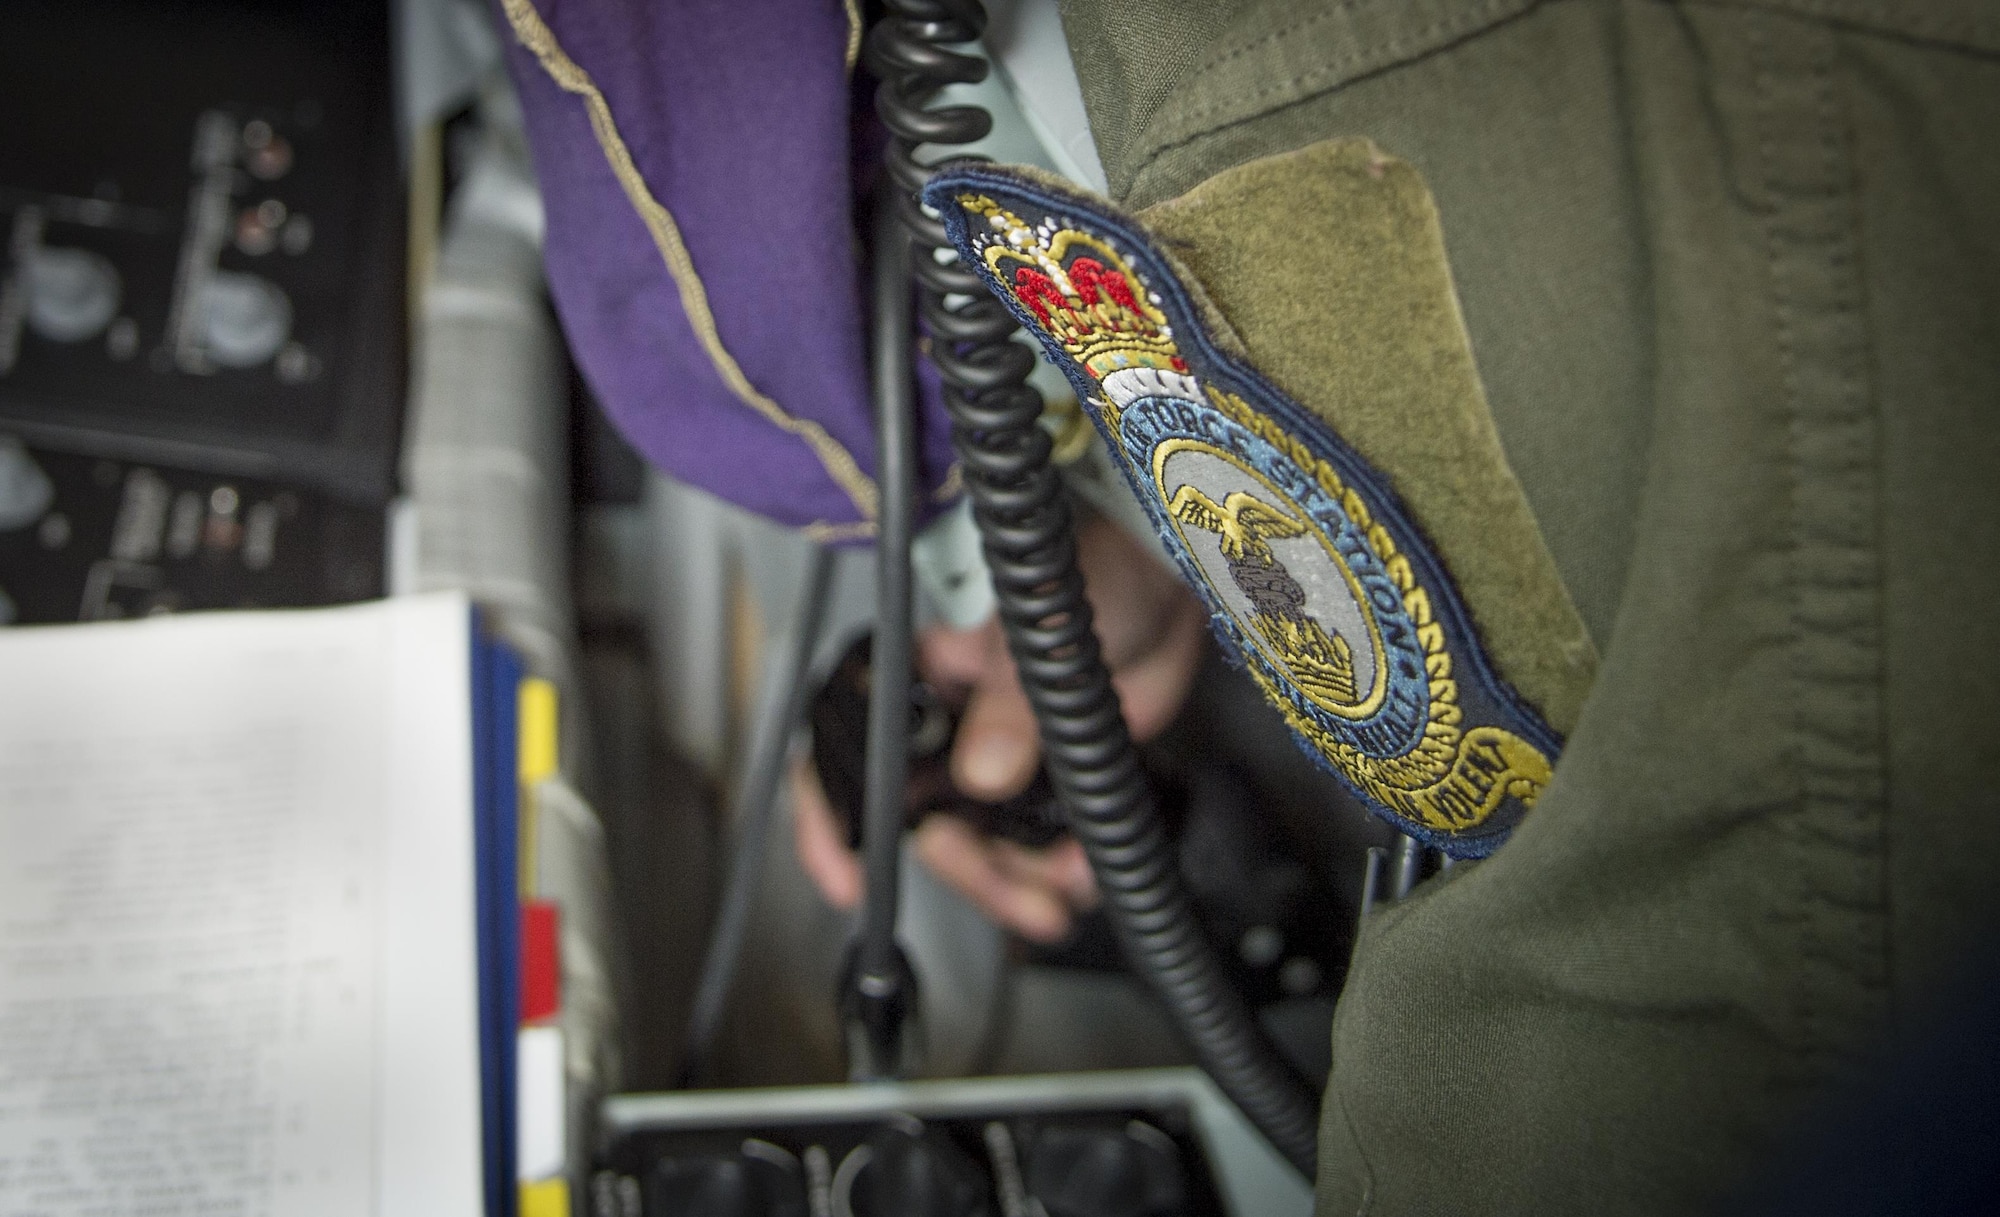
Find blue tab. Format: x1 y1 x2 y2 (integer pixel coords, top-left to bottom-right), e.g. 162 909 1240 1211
924 168 1562 857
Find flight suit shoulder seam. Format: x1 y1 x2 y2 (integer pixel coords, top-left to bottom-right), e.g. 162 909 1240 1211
1123 0 1543 200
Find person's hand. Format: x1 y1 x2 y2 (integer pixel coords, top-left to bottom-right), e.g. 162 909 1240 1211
792 513 1206 941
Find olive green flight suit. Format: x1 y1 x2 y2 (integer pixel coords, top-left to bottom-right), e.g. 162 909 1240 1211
1051 1 2000 1211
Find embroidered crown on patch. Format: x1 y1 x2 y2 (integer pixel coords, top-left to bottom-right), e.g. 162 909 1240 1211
925 168 1562 857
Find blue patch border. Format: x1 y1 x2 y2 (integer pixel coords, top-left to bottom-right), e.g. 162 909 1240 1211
924 166 1561 856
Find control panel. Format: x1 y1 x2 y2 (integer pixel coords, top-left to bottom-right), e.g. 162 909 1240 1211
605 1110 1220 1217
0 437 382 624
597 1070 1312 1217
0 0 403 504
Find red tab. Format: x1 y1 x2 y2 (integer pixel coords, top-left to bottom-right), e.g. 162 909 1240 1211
521 901 561 1024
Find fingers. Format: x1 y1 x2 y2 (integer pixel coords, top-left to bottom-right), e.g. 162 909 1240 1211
914 816 1081 943
949 625 1044 802
916 619 992 689
893 516 1202 944
1075 513 1199 673
946 554 1201 758
793 749 1099 944
923 513 1208 801
920 618 1044 803
1109 589 1207 743
989 834 1100 912
789 756 862 910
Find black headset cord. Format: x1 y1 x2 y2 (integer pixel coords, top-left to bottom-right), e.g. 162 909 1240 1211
865 0 1322 1178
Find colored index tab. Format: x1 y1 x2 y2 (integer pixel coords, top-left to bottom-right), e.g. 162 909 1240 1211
518 678 559 785
521 900 561 1025
516 1025 567 1185
521 1178 570 1217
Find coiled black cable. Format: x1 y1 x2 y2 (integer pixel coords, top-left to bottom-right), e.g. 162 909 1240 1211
865 0 1322 1178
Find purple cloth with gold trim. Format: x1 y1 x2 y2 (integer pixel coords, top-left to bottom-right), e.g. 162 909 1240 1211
494 0 956 536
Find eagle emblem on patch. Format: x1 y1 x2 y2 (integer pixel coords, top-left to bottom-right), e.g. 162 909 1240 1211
925 167 1561 857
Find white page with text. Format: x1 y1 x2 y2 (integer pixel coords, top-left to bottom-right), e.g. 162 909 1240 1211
0 594 482 1217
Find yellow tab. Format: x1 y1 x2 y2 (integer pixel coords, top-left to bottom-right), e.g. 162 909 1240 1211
517 678 558 898
520 1178 570 1217
518 678 559 784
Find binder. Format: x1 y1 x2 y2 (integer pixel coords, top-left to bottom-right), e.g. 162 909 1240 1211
0 593 541 1217
513 675 571 1215
475 622 525 1217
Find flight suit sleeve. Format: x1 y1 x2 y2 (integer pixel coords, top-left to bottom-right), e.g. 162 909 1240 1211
1045 1 2000 1212
494 0 959 540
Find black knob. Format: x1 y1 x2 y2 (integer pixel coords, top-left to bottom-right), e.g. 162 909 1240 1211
646 1148 807 1217
844 1126 990 1217
1023 1121 1186 1217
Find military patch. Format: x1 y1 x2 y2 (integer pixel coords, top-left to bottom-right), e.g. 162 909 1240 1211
924 167 1561 857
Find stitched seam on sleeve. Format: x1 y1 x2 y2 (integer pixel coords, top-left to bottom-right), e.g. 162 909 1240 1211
500 0 880 523
1188 0 1367 79
803 519 877 542
1723 0 1999 49
843 0 863 72
1748 4 1892 1073
1130 0 1535 187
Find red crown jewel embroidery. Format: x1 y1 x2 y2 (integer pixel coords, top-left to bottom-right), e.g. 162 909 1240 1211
1010 258 1188 378
958 193 1188 380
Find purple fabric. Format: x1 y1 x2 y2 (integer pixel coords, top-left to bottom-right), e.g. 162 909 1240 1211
497 0 957 533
